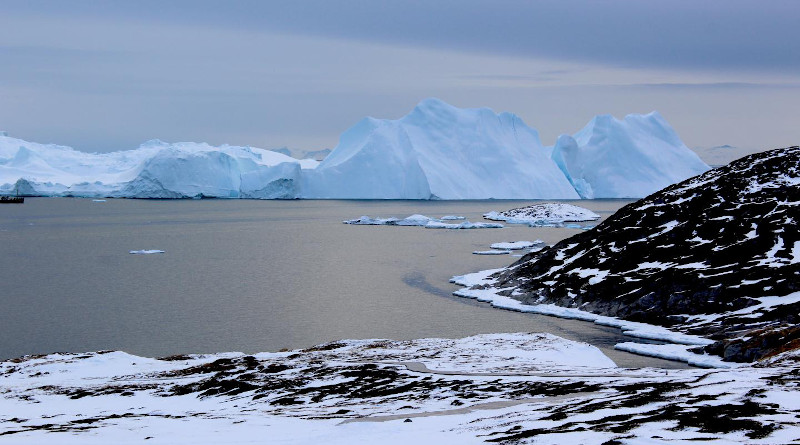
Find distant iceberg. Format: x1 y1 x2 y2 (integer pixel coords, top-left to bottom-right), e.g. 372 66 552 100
551 112 710 199
0 101 709 200
301 98 580 200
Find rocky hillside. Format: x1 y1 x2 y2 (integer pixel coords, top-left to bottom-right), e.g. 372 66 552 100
484 146 800 362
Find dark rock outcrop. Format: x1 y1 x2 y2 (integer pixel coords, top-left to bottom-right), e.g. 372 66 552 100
487 146 800 362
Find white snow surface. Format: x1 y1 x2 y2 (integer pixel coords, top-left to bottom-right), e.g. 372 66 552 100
302 98 580 199
551 112 710 198
2 334 798 444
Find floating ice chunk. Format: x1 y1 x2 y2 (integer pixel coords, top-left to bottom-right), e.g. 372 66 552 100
129 250 165 255
343 215 401 225
425 220 503 229
440 215 466 220
92 199 106 202
473 250 511 255
485 203 600 226
489 240 544 250
344 215 501 228
395 214 435 226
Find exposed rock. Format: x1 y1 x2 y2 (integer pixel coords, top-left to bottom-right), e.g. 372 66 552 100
483 146 800 362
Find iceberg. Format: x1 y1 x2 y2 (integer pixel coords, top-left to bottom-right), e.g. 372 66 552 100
0 103 712 200
301 98 580 199
0 136 305 199
551 112 710 199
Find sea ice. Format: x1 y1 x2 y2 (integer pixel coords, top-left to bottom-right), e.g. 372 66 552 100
344 215 503 229
473 250 510 255
129 250 165 255
489 240 544 250
484 203 600 224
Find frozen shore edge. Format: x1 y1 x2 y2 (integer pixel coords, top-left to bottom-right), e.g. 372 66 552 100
450 268 731 369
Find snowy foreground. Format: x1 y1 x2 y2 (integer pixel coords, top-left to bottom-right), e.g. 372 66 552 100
0 99 708 199
2 333 798 445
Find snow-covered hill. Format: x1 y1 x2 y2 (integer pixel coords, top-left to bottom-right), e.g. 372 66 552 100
457 146 800 363
1 100 710 199
551 112 710 198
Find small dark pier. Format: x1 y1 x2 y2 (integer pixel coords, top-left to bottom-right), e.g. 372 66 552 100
0 196 24 203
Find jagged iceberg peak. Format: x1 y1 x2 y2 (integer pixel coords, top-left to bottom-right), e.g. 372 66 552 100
551 111 710 199
304 98 579 199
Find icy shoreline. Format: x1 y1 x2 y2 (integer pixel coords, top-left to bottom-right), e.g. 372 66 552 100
449 268 729 368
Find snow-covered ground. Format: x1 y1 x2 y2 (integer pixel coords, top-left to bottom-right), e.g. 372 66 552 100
1 333 797 444
0 99 708 200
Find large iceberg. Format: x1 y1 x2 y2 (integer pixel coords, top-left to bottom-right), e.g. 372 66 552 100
301 98 580 199
551 112 710 199
1 101 711 199
0 137 308 198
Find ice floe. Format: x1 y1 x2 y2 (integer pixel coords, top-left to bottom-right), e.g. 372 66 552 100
129 249 165 255
344 215 502 229
489 240 544 250
484 203 600 227
472 250 510 255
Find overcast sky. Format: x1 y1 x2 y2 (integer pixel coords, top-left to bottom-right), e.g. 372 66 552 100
1 0 798 153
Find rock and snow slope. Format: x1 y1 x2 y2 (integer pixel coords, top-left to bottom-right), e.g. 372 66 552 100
1 99 709 199
2 335 799 444
302 98 579 199
461 146 800 363
551 112 710 198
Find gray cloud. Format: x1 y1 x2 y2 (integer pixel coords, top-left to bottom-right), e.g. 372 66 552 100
0 1 798 154
5 0 799 73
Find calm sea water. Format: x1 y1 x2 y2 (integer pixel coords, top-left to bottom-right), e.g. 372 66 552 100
0 198 687 368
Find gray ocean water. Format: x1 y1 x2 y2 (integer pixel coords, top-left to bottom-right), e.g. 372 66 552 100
0 198 687 368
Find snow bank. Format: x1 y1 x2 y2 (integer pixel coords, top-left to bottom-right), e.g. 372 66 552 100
551 112 710 198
